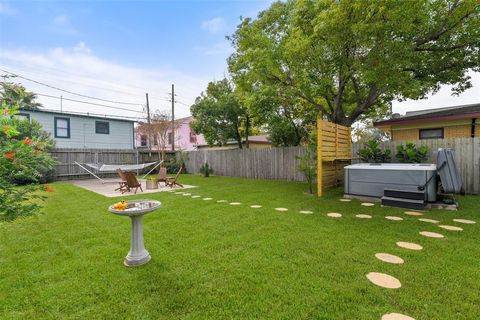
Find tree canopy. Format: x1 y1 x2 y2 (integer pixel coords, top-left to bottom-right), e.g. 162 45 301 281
228 0 480 127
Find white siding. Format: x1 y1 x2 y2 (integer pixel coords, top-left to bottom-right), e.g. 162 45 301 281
24 110 134 149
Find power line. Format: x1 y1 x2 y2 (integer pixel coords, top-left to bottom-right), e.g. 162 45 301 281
0 68 145 106
38 107 146 121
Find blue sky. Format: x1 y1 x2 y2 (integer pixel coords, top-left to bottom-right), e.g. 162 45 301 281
0 0 479 120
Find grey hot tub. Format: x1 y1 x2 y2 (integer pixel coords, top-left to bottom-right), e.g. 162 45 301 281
344 163 437 202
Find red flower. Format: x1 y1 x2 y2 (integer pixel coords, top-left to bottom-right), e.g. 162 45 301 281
22 138 33 145
4 152 16 159
44 184 55 192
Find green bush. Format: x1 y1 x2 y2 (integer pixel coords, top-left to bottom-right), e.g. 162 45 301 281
358 140 391 163
199 162 213 177
395 142 429 163
0 177 45 222
295 145 317 194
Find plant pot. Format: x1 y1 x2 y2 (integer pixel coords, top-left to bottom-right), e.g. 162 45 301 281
145 179 158 190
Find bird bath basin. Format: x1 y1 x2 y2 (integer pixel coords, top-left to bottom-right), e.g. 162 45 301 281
108 200 161 267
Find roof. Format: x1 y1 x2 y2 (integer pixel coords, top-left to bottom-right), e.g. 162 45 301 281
20 108 136 123
374 103 480 127
195 135 271 147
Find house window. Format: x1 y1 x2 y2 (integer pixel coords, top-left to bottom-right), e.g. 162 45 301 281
168 132 173 145
189 130 196 143
140 135 147 146
95 121 110 134
14 113 30 120
419 128 444 140
54 117 70 138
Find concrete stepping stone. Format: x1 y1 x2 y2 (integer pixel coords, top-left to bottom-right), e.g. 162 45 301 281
191 195 201 198
418 218 439 224
299 210 313 214
203 198 213 201
419 231 444 238
355 214 372 219
217 200 228 203
375 253 404 264
339 198 351 202
361 202 375 207
396 241 423 251
275 208 288 212
366 272 401 289
250 205 262 208
230 202 241 205
404 211 423 216
327 212 342 218
385 216 403 221
382 313 416 320
453 219 476 224
182 193 192 196
439 225 463 231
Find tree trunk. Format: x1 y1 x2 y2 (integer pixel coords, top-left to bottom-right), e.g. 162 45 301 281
245 115 250 149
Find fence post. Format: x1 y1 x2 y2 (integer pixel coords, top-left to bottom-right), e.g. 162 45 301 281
317 117 323 196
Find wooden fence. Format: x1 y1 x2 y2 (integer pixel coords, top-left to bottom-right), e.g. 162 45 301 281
352 138 480 194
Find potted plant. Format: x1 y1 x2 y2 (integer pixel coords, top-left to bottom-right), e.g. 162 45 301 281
145 176 158 189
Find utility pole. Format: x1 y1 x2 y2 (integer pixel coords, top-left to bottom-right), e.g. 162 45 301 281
171 84 175 151
60 95 63 112
146 93 151 150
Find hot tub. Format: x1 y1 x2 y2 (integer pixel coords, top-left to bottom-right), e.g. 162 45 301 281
344 163 437 202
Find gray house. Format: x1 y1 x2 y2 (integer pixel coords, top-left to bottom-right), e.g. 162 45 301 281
19 109 135 149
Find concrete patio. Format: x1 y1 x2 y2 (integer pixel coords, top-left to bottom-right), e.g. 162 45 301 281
69 178 196 197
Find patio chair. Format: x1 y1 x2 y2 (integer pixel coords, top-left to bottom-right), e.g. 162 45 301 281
124 171 144 194
157 166 167 186
165 167 183 188
115 169 129 193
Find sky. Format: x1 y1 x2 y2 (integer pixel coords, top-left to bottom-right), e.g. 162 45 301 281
0 0 479 122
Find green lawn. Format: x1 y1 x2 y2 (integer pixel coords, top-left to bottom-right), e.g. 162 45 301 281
1 175 479 319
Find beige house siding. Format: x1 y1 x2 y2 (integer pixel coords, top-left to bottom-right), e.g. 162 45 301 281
389 119 479 141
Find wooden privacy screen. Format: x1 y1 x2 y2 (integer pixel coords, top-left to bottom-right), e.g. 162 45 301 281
317 119 352 196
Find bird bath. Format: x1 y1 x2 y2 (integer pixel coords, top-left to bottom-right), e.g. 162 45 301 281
108 200 161 267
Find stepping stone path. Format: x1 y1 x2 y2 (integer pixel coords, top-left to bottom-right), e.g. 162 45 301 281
191 195 201 198
203 198 213 201
382 313 416 320
404 211 423 216
419 231 444 238
375 253 404 264
275 208 288 212
339 198 351 202
385 216 403 221
217 200 228 203
438 225 463 231
418 218 439 224
299 210 313 214
182 193 192 196
230 202 241 205
327 212 342 218
396 242 423 251
366 272 401 289
355 214 372 219
361 202 375 207
453 219 476 224
250 205 262 208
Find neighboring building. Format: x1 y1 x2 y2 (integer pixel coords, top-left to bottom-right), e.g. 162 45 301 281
19 108 135 149
196 135 272 150
374 103 480 141
135 116 206 151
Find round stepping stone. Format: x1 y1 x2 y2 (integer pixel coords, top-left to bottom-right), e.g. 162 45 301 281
339 198 351 202
366 272 401 289
385 216 403 221
203 198 213 201
327 212 342 218
230 202 241 205
299 210 313 214
418 218 439 224
217 200 228 203
419 231 444 238
182 193 192 196
404 211 423 216
453 219 476 224
439 225 463 231
361 202 374 207
275 208 288 212
355 214 372 219
250 205 262 208
191 195 201 198
375 253 404 264
382 313 416 320
396 242 423 251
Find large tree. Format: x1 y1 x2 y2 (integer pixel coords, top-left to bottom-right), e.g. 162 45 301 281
228 0 480 127
190 79 251 148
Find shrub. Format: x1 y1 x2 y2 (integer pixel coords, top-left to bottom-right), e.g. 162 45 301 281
199 162 213 177
296 145 317 194
358 140 391 163
0 177 45 222
396 142 429 163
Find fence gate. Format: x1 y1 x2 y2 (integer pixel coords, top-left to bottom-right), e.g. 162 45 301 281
317 119 352 196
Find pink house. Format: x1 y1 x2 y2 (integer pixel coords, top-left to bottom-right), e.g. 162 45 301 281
135 116 205 151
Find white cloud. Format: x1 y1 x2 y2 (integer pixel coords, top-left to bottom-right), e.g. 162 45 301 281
0 2 17 16
0 45 209 119
53 14 69 26
201 17 226 34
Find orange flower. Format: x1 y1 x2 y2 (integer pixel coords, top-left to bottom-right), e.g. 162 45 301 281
22 138 33 145
33 149 42 153
44 184 55 192
4 152 16 159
